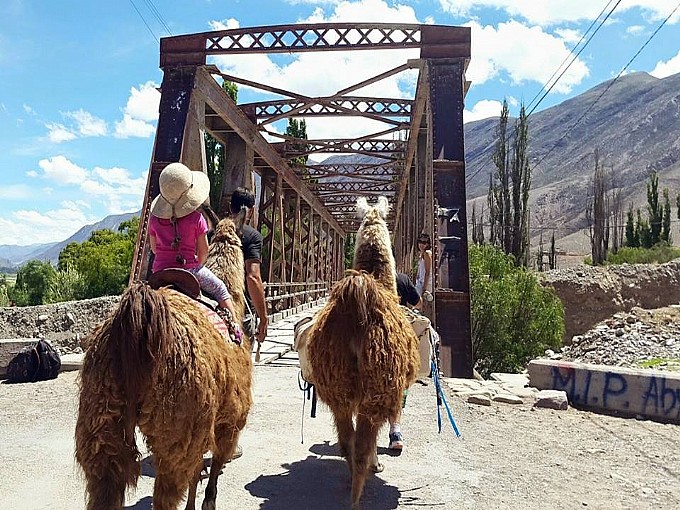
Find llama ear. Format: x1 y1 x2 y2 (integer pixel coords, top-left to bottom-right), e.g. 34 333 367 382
375 196 390 219
356 197 370 218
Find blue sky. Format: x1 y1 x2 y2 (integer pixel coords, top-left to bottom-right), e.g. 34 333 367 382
1 0 679 246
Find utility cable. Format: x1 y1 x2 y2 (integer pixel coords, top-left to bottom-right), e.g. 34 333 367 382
532 0 680 173
128 0 158 43
527 0 622 116
143 0 173 36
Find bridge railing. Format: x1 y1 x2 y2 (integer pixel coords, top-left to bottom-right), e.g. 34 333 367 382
265 281 329 314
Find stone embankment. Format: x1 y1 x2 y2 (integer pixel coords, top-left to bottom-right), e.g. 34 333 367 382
541 259 680 343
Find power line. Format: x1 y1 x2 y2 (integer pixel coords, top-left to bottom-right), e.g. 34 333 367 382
143 0 172 36
527 0 622 116
128 0 159 43
531 0 680 173
465 0 622 187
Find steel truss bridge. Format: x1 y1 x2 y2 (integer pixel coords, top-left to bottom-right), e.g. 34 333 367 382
131 23 473 377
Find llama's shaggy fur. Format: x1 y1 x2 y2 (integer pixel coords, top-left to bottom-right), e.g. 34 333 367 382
308 197 419 509
205 218 246 323
352 196 398 296
75 231 252 510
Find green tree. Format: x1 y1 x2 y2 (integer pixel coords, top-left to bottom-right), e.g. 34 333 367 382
491 99 511 253
488 100 531 266
58 242 82 272
625 203 638 247
60 218 139 298
662 188 671 243
646 171 662 245
637 209 652 249
11 260 56 306
286 118 309 168
44 265 86 303
469 244 564 377
205 80 238 210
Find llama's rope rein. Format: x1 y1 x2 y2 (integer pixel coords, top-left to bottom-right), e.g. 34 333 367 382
431 359 462 437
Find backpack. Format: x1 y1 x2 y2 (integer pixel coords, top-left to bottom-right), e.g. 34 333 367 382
6 339 62 383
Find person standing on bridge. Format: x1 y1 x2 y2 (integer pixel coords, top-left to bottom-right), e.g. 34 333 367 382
148 162 237 320
230 187 268 345
415 233 434 320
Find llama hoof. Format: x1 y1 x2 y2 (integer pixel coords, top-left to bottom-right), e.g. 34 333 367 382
370 462 384 473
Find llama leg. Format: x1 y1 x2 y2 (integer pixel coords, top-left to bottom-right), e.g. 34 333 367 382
331 407 355 459
351 415 381 510
331 406 356 477
153 464 187 510
184 461 204 510
201 429 240 510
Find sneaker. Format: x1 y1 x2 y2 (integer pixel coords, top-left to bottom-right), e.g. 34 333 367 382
388 432 404 451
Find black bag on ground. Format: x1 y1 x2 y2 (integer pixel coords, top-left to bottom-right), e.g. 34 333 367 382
6 339 61 383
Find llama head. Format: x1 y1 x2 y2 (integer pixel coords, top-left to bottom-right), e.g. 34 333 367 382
356 196 390 220
375 196 389 220
356 197 370 219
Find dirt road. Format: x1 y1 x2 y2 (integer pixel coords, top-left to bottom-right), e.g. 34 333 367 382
1 361 679 510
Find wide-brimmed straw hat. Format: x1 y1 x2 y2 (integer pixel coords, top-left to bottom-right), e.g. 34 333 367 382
150 162 210 219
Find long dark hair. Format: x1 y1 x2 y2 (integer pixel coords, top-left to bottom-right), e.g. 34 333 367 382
417 233 431 250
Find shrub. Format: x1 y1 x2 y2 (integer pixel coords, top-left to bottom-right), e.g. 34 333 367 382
470 244 564 377
44 265 87 303
605 243 680 265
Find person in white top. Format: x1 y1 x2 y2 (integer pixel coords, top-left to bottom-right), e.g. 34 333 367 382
415 233 433 300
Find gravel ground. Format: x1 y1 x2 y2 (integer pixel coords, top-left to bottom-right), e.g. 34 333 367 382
1 365 679 510
2 267 680 509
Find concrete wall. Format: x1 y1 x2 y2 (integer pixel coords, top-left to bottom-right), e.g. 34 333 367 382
529 359 680 424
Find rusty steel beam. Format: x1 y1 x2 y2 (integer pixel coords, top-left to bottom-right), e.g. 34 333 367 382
283 138 406 155
240 96 413 120
193 67 343 234
161 23 470 66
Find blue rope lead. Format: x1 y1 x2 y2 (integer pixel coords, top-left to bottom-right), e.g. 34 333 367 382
431 360 462 437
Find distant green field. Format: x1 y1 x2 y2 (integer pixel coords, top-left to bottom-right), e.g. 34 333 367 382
1 273 17 285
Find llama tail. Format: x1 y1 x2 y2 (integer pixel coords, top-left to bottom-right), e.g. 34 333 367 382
112 281 174 430
75 282 174 509
331 269 384 353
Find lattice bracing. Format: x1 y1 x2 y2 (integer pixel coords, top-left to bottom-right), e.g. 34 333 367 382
205 24 422 55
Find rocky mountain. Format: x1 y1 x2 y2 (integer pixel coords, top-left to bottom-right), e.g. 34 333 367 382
464 71 680 252
0 211 139 269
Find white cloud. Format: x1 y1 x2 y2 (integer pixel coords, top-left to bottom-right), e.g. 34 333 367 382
0 184 33 200
45 123 77 143
554 28 582 45
0 204 96 244
466 20 589 93
114 113 156 138
113 82 160 138
37 155 88 185
464 99 502 123
437 1 680 27
626 25 645 36
122 81 160 122
23 104 36 115
209 18 240 31
650 50 680 78
64 109 107 137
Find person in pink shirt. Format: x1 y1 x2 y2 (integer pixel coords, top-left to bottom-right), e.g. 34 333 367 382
148 162 237 319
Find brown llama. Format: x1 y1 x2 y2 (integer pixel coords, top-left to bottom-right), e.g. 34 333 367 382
75 227 252 510
307 196 419 509
205 217 246 323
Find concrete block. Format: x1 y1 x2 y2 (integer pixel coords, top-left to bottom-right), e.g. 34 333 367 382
60 353 84 372
490 373 529 387
528 359 680 424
